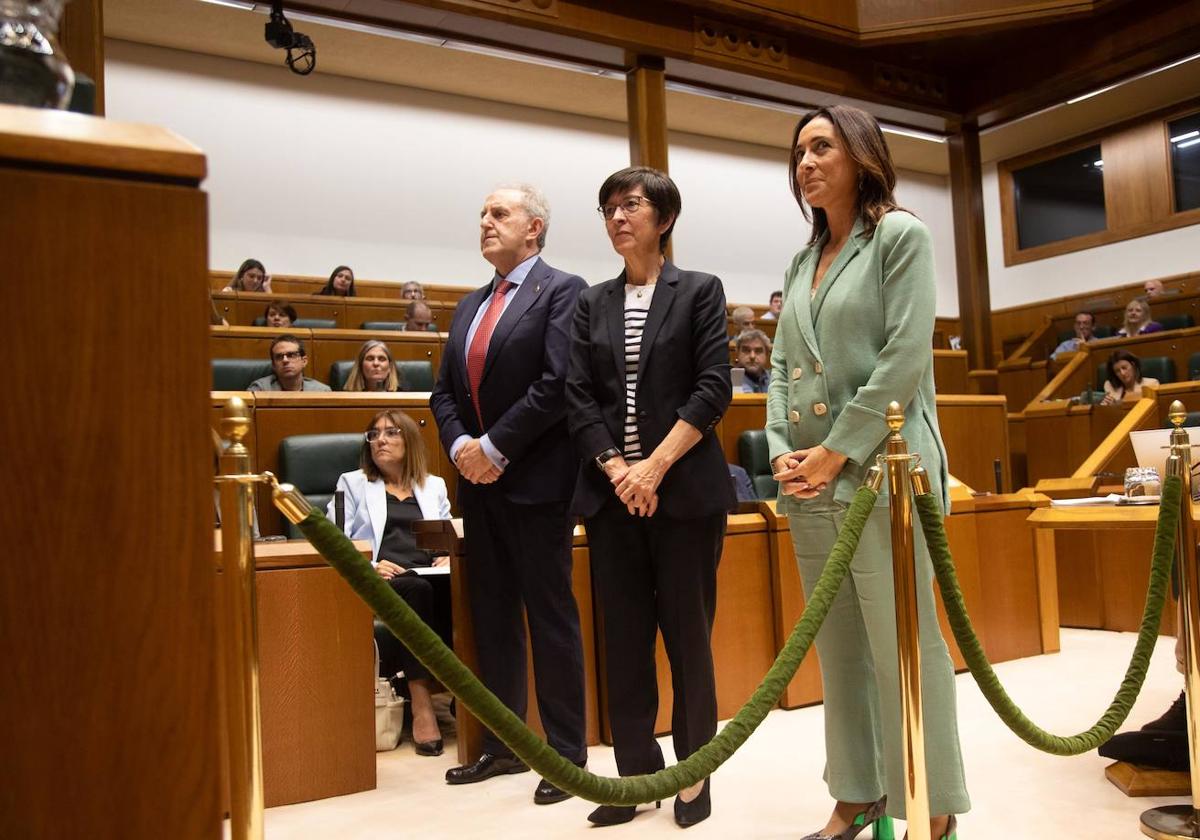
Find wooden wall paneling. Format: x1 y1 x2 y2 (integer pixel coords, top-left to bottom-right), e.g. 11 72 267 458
1054 530 1105 627
212 290 238 323
308 329 442 385
253 561 376 806
232 292 343 327
1008 412 1028 489
209 326 314 365
972 508 1045 662
1 110 218 837
936 396 1010 493
948 123 994 370
1099 528 1175 635
995 360 1049 414
932 349 970 393
939 511 982 670
1102 121 1174 231
1023 407 1073 485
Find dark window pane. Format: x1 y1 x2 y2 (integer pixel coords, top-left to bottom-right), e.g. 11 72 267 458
1169 112 1200 213
1012 144 1107 249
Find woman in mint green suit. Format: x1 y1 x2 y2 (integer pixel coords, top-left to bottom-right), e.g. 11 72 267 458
766 105 968 840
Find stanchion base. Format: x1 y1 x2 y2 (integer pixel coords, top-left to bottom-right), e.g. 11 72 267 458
1142 805 1200 839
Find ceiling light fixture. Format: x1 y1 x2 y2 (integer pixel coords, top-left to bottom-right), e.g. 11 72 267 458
1171 130 1200 143
1066 51 1200 105
1178 137 1200 149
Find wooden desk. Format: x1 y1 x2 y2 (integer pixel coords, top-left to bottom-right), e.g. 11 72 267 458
215 536 376 807
1027 504 1179 634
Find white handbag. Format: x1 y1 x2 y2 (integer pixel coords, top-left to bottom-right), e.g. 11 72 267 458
374 641 406 752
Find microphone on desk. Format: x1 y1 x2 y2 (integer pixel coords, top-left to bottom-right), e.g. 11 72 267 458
994 458 1003 494
335 490 345 530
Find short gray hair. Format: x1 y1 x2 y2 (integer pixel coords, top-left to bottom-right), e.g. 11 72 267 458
495 182 550 249
736 329 772 352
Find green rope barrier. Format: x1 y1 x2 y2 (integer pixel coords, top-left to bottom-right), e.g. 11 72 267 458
916 475 1181 755
293 485 878 805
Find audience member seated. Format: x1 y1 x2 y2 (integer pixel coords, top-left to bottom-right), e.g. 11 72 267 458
1100 349 1159 405
731 305 754 334
401 281 425 300
728 464 756 502
247 334 332 392
735 329 772 393
1051 311 1096 359
223 258 271 293
263 300 297 328
1116 298 1163 337
344 339 401 392
330 410 452 756
1144 278 1166 298
404 301 434 332
760 290 783 321
315 265 357 297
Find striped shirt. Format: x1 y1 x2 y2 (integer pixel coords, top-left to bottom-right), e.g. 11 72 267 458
623 283 656 462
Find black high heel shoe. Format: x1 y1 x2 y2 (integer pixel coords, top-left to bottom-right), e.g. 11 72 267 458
800 796 892 840
414 738 444 756
587 801 661 826
673 778 711 828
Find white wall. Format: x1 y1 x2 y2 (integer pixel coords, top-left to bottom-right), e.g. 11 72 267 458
105 39 960 313
983 163 1200 310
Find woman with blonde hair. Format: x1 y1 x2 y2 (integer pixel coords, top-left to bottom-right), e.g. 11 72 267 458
344 340 402 392
331 409 452 755
1116 297 1163 337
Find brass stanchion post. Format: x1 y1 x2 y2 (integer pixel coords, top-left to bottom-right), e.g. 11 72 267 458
218 397 265 840
1142 400 1200 839
874 402 931 840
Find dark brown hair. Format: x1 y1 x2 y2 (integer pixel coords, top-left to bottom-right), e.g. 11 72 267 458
263 300 298 325
268 333 306 359
316 265 356 297
360 410 429 486
1105 349 1143 391
788 104 903 244
598 166 681 253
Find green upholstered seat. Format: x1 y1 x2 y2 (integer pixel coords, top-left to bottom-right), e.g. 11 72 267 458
360 321 406 331
737 429 777 501
294 318 337 329
1157 314 1194 332
327 360 435 391
1094 325 1114 339
1188 352 1200 380
212 358 272 391
277 433 362 538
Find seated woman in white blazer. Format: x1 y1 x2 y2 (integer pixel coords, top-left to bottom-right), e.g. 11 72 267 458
329 409 452 757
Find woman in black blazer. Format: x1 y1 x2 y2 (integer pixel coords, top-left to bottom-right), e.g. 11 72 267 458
566 166 735 829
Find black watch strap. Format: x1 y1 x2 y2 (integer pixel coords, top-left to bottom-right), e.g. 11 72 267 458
594 447 621 470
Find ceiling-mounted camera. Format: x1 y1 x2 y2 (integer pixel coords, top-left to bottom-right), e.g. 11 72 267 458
265 1 316 76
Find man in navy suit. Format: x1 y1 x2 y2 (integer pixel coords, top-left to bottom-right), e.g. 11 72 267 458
430 184 588 804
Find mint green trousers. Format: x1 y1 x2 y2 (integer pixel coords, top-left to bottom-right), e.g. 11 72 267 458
789 506 971 819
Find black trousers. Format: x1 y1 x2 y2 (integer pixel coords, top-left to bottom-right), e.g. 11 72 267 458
587 505 726 777
376 572 451 683
462 491 587 762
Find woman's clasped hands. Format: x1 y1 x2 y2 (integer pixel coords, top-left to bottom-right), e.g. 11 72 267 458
603 455 661 517
773 444 848 499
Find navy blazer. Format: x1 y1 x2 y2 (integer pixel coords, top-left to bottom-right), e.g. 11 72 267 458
430 257 586 506
566 261 736 519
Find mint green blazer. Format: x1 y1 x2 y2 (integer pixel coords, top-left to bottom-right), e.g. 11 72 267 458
765 210 949 512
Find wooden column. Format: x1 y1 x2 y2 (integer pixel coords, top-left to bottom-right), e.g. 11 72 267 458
948 122 993 369
59 0 105 114
625 53 671 259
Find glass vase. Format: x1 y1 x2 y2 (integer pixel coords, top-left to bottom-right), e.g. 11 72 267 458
0 0 75 109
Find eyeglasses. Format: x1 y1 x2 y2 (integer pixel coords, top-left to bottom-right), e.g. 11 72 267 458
272 350 303 362
597 195 654 220
365 427 404 443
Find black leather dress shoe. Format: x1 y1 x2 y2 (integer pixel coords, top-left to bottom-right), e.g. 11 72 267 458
444 753 529 785
533 758 586 804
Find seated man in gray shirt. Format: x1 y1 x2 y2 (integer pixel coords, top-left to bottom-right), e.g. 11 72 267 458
1050 311 1096 360
248 333 332 392
735 328 772 393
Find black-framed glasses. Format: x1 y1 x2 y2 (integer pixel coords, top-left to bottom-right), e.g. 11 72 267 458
364 427 404 443
272 350 303 362
597 195 654 220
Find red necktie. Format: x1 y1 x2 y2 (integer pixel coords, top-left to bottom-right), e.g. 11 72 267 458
466 279 513 424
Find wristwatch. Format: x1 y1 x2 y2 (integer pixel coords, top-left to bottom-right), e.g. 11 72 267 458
594 447 621 471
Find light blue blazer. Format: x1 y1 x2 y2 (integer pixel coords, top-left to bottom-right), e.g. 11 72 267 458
765 211 949 512
327 470 452 564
